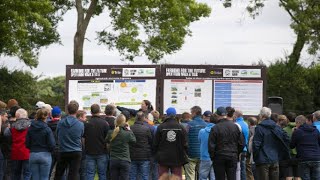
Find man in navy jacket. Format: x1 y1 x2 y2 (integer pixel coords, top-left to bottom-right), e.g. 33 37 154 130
290 115 320 180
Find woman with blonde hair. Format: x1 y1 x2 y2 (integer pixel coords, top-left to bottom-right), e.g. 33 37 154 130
106 114 136 180
26 108 55 180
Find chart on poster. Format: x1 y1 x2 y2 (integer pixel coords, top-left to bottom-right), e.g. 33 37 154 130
69 79 157 114
214 80 263 115
163 79 212 114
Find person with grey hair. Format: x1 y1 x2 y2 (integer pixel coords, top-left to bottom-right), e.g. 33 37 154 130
252 107 290 180
290 115 320 180
185 106 207 180
4 108 31 180
129 111 153 180
313 110 320 132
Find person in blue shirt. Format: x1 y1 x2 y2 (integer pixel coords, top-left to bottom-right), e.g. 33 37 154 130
234 109 249 180
198 114 219 180
185 106 207 180
313 110 320 132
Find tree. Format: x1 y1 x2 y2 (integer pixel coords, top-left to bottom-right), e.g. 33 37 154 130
72 0 211 64
223 0 320 66
0 0 66 68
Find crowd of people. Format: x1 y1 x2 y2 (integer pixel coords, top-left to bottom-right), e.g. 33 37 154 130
0 98 319 180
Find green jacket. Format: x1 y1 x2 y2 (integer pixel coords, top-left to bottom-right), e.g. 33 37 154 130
283 122 297 155
106 126 136 162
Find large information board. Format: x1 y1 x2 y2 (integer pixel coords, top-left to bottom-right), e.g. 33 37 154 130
66 65 266 116
66 65 159 115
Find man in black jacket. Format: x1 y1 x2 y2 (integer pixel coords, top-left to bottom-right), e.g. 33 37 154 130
154 107 188 179
84 104 110 180
129 111 153 180
208 107 244 180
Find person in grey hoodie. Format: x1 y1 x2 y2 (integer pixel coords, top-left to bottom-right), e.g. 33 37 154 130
54 101 84 180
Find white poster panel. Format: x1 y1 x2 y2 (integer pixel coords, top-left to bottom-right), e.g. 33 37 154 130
69 79 157 115
163 79 212 114
214 80 263 115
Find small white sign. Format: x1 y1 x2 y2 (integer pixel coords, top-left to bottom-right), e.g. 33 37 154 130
122 68 156 77
223 69 261 78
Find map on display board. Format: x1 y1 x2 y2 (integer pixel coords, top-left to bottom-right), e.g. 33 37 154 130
214 80 263 115
163 79 212 114
68 80 157 114
66 65 158 115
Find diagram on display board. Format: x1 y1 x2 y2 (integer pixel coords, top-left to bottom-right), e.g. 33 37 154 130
163 79 212 114
69 79 157 114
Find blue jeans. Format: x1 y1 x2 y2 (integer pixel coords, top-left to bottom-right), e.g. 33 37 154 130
240 154 246 180
299 161 320 180
29 152 52 180
86 154 108 180
199 160 215 180
150 158 158 180
12 160 31 180
129 161 150 180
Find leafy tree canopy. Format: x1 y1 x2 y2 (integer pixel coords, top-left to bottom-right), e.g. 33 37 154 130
0 0 65 68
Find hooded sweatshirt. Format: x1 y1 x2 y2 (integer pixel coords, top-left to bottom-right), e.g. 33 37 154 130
57 115 84 152
253 119 290 165
198 123 214 160
8 118 31 160
290 124 320 161
26 120 55 152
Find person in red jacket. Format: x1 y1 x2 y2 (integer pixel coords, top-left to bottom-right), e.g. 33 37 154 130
4 108 31 180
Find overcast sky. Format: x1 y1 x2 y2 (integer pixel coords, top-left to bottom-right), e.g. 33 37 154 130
2 0 302 77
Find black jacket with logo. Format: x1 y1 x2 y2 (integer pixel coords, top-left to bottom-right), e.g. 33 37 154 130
129 121 152 161
208 119 244 160
153 117 188 166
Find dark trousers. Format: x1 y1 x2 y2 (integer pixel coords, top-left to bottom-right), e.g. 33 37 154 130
54 152 82 180
213 159 237 180
256 162 279 180
110 160 130 180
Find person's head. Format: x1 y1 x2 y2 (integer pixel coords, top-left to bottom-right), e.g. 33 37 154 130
295 115 307 127
104 104 115 116
0 101 7 109
67 100 79 115
76 110 87 122
90 104 101 115
210 113 219 124
7 99 18 109
181 112 191 121
0 109 8 122
202 111 212 122
9 105 21 119
226 106 235 120
306 114 314 124
141 100 153 112
286 112 297 123
271 113 279 123
135 111 145 122
248 117 257 127
35 101 45 110
215 106 227 119
35 108 49 122
190 106 202 117
234 109 243 118
151 110 160 120
15 108 28 119
277 115 288 128
259 107 272 120
111 114 127 141
51 106 62 118
313 110 320 122
166 107 177 119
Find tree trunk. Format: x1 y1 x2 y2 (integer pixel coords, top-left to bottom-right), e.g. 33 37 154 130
73 0 98 65
288 30 306 66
